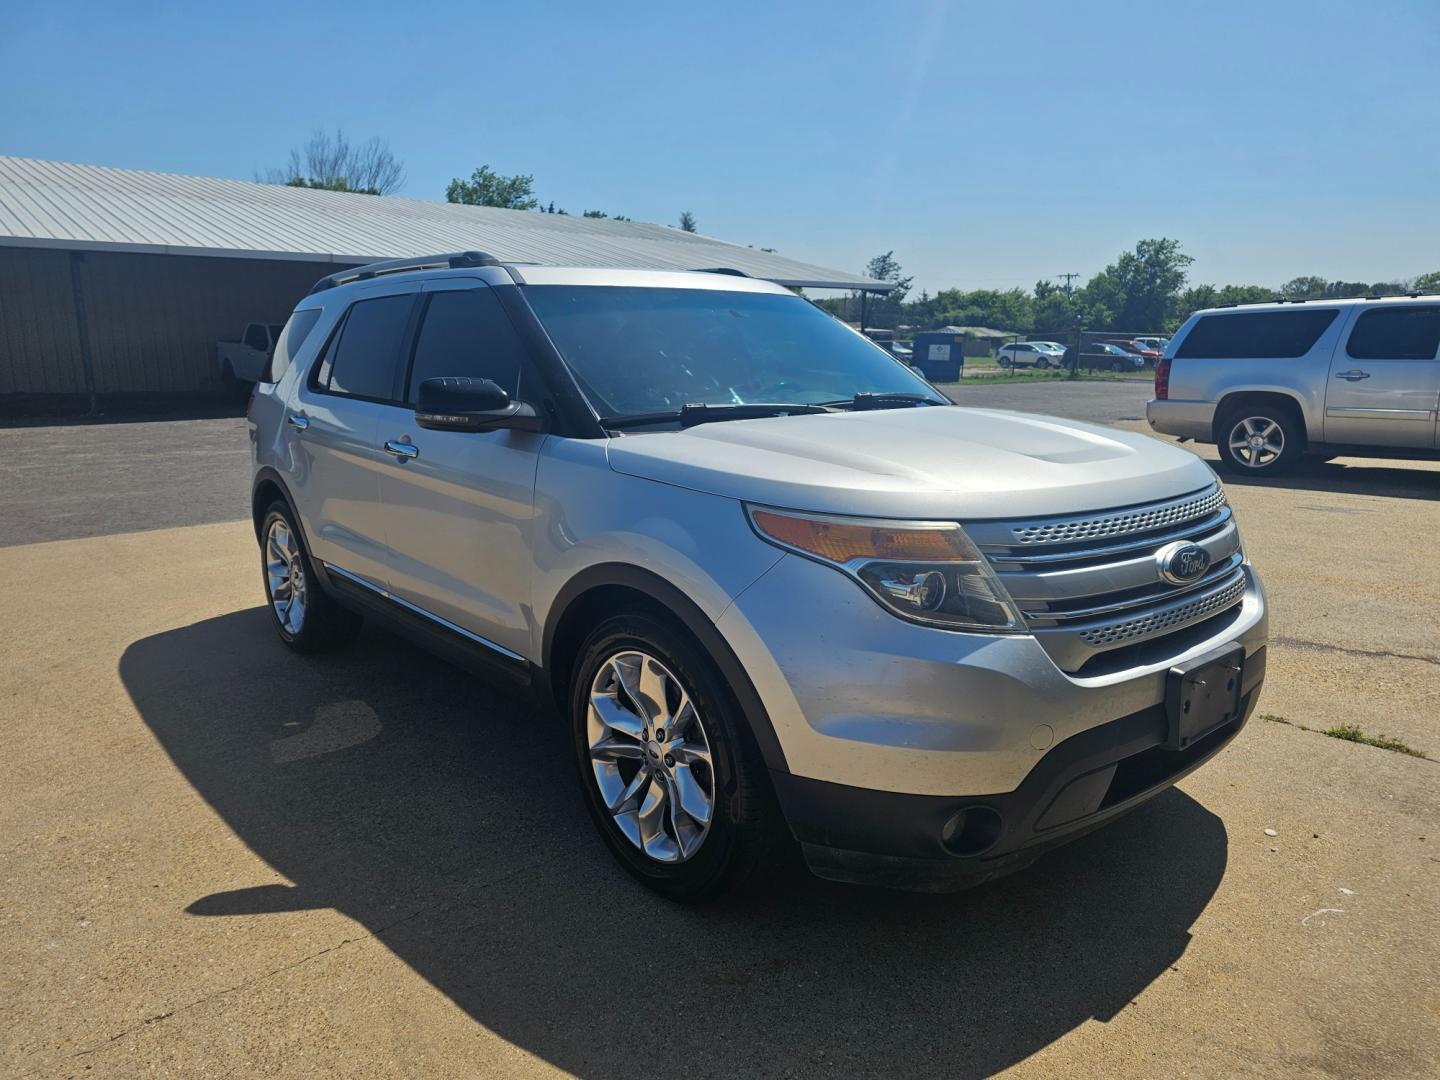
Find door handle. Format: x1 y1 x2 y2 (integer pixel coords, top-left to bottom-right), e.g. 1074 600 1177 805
1335 370 1371 381
383 439 419 461
287 414 310 430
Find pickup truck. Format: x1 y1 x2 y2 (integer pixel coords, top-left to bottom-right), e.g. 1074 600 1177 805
219 322 286 390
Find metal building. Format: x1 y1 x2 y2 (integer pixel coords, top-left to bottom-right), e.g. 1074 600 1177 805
0 156 886 404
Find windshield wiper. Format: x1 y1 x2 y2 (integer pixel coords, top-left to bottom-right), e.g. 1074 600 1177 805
600 402 834 430
818 392 949 411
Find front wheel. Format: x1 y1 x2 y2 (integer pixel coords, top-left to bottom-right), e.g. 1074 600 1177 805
1216 406 1304 476
571 612 779 902
260 501 362 653
1035 357 1050 370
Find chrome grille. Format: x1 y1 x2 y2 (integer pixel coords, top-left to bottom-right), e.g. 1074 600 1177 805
970 483 1248 672
1008 487 1226 546
1077 575 1247 646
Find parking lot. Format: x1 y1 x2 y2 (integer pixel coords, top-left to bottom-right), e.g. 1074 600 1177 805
3 387 1437 1078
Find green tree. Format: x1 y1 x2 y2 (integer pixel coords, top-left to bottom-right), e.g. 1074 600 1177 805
1278 275 1328 300
1413 271 1440 292
679 210 698 232
1087 238 1194 330
446 166 540 209
864 251 913 303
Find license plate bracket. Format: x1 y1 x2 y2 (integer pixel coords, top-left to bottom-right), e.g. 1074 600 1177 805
1165 643 1245 751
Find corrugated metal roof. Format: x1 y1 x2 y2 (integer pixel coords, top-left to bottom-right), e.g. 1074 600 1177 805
0 156 890 292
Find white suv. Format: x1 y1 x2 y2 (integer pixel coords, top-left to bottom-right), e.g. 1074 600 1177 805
249 252 1267 900
1148 296 1440 474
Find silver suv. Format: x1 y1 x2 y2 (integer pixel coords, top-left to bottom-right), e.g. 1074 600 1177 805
1148 296 1440 474
249 252 1268 900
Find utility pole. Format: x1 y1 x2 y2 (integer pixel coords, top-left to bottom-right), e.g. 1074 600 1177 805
1058 272 1079 296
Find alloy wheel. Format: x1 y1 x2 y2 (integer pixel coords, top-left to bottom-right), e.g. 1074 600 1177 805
265 518 308 635
1227 416 1285 468
586 650 715 863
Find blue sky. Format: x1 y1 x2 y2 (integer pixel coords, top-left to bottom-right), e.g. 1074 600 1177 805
3 0 1437 294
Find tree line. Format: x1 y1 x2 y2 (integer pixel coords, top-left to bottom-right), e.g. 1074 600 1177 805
262 129 698 232
819 241 1439 336
262 133 1435 331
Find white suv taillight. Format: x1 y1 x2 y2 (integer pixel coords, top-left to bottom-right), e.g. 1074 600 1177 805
1154 356 1171 400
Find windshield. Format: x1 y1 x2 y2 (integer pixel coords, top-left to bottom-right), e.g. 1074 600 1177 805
523 285 940 419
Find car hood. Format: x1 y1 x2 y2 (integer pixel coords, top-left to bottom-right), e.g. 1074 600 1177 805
606 405 1216 520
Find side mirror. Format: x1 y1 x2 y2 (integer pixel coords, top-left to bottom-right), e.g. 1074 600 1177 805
414 377 545 433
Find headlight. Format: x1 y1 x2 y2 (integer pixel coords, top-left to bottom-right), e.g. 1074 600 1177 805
747 506 1025 632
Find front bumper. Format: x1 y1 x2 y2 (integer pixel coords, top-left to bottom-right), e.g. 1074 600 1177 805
717 554 1267 798
772 649 1264 890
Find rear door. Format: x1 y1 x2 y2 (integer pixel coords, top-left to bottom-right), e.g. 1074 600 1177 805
1324 304 1440 448
287 286 420 587
373 279 544 660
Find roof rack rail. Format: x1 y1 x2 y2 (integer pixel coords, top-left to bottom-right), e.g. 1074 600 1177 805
309 251 504 294
696 267 751 278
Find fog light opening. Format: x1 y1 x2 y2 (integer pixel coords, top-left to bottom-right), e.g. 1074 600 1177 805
941 806 1003 857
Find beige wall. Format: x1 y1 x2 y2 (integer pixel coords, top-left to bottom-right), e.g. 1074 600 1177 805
0 247 335 396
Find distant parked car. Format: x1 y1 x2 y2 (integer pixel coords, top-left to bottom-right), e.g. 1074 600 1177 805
1103 339 1163 365
1134 336 1170 353
997 342 1063 369
219 321 285 391
1083 343 1146 371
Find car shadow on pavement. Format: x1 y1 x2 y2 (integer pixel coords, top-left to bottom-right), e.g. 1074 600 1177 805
121 609 1229 1079
1207 458 1439 503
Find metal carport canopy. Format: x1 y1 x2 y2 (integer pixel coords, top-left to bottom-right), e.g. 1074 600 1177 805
0 156 893 292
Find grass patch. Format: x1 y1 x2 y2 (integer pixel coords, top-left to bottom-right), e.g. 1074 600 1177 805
1323 724 1426 758
1261 713 1426 758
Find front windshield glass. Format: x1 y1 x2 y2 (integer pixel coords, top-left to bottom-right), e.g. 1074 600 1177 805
523 285 941 419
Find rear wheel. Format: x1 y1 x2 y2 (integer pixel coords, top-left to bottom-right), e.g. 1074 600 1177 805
998 356 1013 369
260 500 362 653
571 612 778 902
1216 405 1304 476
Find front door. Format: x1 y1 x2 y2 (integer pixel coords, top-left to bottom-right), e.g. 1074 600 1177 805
375 280 544 661
1324 304 1440 449
288 287 420 588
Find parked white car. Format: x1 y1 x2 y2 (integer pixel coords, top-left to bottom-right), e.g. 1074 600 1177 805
218 321 285 390
997 342 1064 369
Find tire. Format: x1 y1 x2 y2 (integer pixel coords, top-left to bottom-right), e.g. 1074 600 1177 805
570 611 779 902
997 356 1012 369
259 499 362 653
1215 404 1305 476
1111 359 1125 372
1035 357 1050 370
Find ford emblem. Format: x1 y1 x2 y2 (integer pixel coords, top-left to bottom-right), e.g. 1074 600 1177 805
1156 541 1211 585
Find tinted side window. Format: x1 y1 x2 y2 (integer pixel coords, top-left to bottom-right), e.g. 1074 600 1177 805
1346 306 1440 361
244 324 270 351
1176 310 1339 359
406 288 527 403
320 295 414 401
264 308 321 383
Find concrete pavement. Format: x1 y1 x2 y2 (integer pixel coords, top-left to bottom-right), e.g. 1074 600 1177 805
2 397 1437 1078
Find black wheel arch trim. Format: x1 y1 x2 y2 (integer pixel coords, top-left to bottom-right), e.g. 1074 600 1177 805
543 562 790 774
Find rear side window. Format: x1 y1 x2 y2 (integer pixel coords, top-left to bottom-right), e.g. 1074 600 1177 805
264 309 321 383
1176 310 1338 359
244 323 270 351
405 288 527 402
315 295 414 401
1345 306 1440 360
